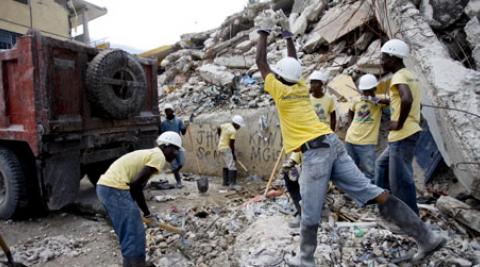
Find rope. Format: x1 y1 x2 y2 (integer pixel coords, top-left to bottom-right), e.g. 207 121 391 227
422 104 480 119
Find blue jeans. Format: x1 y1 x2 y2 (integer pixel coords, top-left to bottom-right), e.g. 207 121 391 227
300 134 384 226
345 143 376 181
170 149 185 171
96 185 146 261
375 132 420 215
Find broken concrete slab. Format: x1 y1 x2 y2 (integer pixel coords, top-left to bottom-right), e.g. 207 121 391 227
465 0 480 18
372 0 480 199
437 196 480 233
356 39 383 74
198 64 235 86
465 17 480 48
354 32 375 51
290 0 326 35
310 0 373 44
473 46 480 68
214 55 256 69
420 0 469 29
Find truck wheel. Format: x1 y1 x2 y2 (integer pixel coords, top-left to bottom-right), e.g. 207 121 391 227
87 49 147 119
0 148 27 219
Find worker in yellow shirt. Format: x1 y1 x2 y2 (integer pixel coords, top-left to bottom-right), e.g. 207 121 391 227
375 39 423 215
255 15 445 266
345 74 390 181
217 115 245 188
309 70 336 130
96 131 184 267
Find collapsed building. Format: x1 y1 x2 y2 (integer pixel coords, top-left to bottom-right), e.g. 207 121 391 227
150 0 480 199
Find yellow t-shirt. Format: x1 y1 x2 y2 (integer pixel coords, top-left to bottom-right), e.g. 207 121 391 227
310 95 335 127
217 123 236 151
97 148 166 190
264 73 333 153
388 68 422 142
346 99 384 145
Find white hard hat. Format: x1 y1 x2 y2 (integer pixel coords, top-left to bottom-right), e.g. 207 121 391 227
271 57 302 83
381 39 410 59
156 131 184 151
309 70 329 83
358 74 379 90
232 115 246 127
164 103 174 110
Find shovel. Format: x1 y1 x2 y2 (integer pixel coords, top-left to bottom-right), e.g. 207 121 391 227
0 233 27 267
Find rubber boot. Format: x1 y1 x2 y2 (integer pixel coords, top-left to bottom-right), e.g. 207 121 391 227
229 170 237 185
378 195 446 262
174 171 183 188
286 224 318 267
229 170 241 191
222 168 229 186
123 257 145 267
288 214 301 229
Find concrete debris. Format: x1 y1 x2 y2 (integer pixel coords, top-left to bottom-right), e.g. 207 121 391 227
152 0 480 199
437 196 480 233
466 17 480 48
354 31 375 51
420 0 469 29
356 39 383 74
374 0 480 200
465 0 480 18
309 0 373 44
8 235 88 266
214 55 256 69
198 64 236 86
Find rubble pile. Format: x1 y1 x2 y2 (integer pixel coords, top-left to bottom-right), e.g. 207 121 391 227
4 235 89 266
145 203 248 267
156 0 479 129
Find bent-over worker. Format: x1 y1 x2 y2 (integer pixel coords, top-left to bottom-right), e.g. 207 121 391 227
217 115 245 188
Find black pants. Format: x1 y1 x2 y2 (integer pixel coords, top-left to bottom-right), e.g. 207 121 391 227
283 172 302 216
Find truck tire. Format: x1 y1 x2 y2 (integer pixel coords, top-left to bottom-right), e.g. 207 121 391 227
86 49 147 119
0 148 27 219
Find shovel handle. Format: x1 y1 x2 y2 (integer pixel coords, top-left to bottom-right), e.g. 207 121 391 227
264 147 285 196
0 233 13 264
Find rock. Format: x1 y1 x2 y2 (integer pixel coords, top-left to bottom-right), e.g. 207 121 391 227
420 0 469 29
198 64 235 86
465 0 480 18
465 17 480 48
180 31 212 49
356 39 383 74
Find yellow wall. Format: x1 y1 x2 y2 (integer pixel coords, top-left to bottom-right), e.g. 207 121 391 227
0 0 70 40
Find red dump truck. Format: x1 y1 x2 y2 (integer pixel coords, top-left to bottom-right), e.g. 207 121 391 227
0 32 160 219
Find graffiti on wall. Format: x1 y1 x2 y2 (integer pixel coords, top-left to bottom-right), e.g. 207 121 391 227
189 112 283 166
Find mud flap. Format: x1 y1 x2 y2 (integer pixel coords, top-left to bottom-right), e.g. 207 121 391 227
42 151 80 210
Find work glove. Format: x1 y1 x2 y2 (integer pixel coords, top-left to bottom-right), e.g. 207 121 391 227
288 166 300 181
361 95 381 104
276 11 293 39
183 119 190 129
255 10 276 34
143 214 159 228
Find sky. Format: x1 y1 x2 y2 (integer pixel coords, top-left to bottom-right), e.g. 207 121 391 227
84 0 250 53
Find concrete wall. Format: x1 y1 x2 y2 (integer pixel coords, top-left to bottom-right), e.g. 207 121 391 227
182 107 284 178
0 0 70 40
